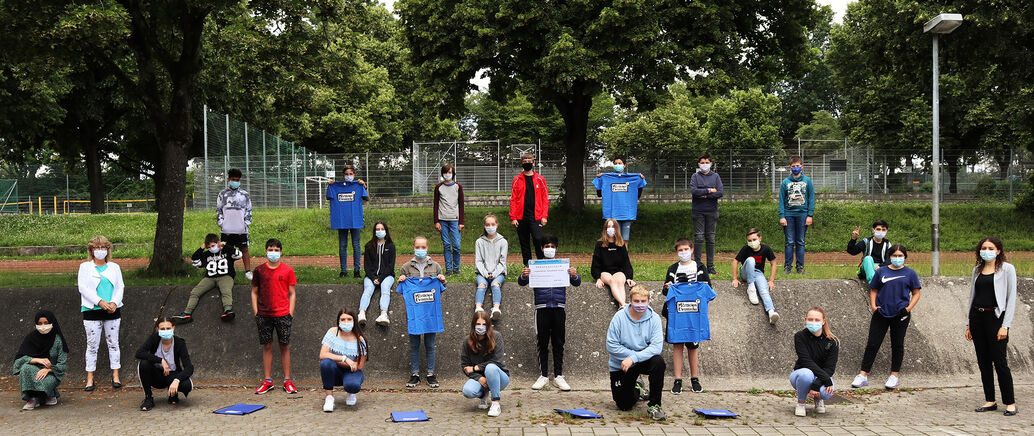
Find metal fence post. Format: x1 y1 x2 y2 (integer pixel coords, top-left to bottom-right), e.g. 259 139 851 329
244 122 249 190
365 152 370 189
1009 147 1014 202
203 104 209 209
277 138 282 208
292 144 298 208
224 114 230 179
262 131 267 208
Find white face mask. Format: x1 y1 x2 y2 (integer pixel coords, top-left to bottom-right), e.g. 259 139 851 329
344 175 355 182
484 226 497 235
36 324 53 334
543 247 557 259
93 249 108 260
699 163 711 172
606 227 616 237
677 250 693 262
443 173 453 181
873 231 887 240
209 246 220 254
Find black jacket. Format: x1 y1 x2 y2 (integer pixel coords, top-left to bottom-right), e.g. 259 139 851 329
460 331 508 379
793 329 839 391
135 334 194 383
518 271 582 309
363 241 396 282
847 237 891 266
590 241 634 280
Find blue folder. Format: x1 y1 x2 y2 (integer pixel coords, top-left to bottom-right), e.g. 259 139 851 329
694 408 738 418
389 410 430 422
555 408 603 418
213 403 266 415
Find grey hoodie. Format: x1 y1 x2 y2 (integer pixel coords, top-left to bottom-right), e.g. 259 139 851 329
475 234 508 278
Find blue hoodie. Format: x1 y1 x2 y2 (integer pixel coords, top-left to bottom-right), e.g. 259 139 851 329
606 304 664 372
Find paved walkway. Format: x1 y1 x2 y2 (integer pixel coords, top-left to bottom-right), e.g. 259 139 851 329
2 382 1029 435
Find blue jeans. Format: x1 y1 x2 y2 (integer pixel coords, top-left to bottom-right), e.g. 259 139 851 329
739 257 775 312
361 276 395 312
617 220 633 241
782 215 808 268
790 368 834 402
475 274 506 305
440 220 461 272
461 363 510 401
320 358 364 393
408 333 437 374
338 228 362 272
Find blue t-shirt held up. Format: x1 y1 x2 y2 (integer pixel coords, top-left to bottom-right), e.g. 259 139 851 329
326 181 368 229
869 266 921 318
664 282 717 344
396 277 446 335
592 173 647 220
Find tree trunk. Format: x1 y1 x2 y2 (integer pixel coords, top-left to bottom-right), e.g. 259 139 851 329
84 140 105 214
554 87 593 212
147 136 189 275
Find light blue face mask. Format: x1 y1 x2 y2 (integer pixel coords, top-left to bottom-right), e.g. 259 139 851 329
228 181 241 189
980 250 997 262
158 329 175 340
414 249 428 259
267 251 281 262
890 257 905 267
375 230 386 239
339 322 353 332
613 164 625 172
805 321 823 334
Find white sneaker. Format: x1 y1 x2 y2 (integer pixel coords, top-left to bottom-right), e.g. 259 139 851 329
477 394 489 410
345 393 357 406
22 398 38 410
322 395 335 412
44 396 58 406
552 375 571 391
531 375 549 390
474 307 485 314
885 374 900 390
851 373 868 388
245 271 254 281
815 398 826 414
768 310 780 324
491 307 502 321
488 401 501 417
794 402 806 417
357 311 367 326
375 313 390 326
747 283 759 305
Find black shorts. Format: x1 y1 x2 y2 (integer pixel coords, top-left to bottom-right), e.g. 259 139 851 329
221 233 249 250
256 314 292 345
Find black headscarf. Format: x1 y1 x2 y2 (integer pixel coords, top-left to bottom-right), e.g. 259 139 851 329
16 310 68 359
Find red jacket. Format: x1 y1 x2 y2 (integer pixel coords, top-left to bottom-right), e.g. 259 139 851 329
509 172 549 222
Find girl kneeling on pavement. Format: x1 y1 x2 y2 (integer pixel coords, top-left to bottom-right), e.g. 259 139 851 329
460 311 509 417
791 307 839 417
136 317 194 411
320 308 368 412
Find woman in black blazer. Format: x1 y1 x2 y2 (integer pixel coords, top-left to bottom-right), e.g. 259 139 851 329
135 317 194 411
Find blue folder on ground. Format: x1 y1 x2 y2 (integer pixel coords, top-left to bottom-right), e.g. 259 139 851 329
555 408 603 418
389 410 430 422
213 403 266 415
694 408 738 418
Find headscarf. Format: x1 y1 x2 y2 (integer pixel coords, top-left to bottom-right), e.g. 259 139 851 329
16 310 68 359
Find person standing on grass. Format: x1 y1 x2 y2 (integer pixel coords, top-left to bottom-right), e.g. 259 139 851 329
251 238 299 395
319 308 368 412
606 285 666 421
592 157 647 241
135 317 194 411
474 214 507 320
509 153 548 265
851 244 920 391
791 307 839 417
690 154 723 275
173 233 242 324
327 165 370 278
662 238 711 395
15 310 68 411
848 220 892 283
77 235 124 391
967 237 1017 416
397 236 448 389
519 233 579 392
359 221 395 327
731 228 780 324
778 156 815 275
460 311 510 417
434 164 465 275
217 168 253 280
592 219 636 307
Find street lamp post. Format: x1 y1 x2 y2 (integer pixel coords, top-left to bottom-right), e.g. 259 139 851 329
923 13 963 276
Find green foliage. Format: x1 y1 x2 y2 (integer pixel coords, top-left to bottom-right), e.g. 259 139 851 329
795 110 845 141
705 88 783 155
772 5 843 141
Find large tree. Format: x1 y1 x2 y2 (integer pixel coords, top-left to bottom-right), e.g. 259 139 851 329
399 0 819 210
771 5 842 142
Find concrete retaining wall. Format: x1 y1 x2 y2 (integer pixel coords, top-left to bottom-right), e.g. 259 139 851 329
2 277 1031 387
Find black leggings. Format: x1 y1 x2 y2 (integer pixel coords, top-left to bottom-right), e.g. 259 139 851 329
138 361 192 398
536 308 566 377
860 309 910 373
610 355 665 410
970 309 1014 404
516 219 544 265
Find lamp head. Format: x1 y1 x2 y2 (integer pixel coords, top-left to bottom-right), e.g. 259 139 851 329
924 13 963 34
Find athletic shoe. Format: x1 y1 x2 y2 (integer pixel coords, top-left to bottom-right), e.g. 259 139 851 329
690 377 703 393
172 312 193 324
255 379 275 394
220 310 235 322
795 403 806 416
323 395 335 412
796 266 806 275
531 375 549 390
353 270 361 278
22 398 38 410
768 310 780 324
345 393 357 406
478 392 489 410
784 266 793 275
815 398 826 414
488 401 501 417
357 311 367 327
375 313 390 326
670 379 683 395
338 271 347 278
636 380 649 401
647 405 666 421
552 375 571 391
406 374 420 388
283 379 299 394
707 266 718 276
491 307 502 321
474 307 485 314
44 396 58 406
851 374 868 388
747 283 759 305
245 271 254 281
426 374 440 388
885 374 899 390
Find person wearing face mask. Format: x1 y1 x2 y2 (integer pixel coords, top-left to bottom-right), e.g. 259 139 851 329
216 168 254 280
509 153 549 265
690 154 723 275
851 245 920 391
15 310 68 410
967 237 1017 416
327 165 371 278
592 219 637 307
592 157 647 241
518 234 580 391
606 285 666 421
731 228 780 324
135 317 194 411
359 221 396 327
661 238 711 394
434 164 466 275
77 235 124 391
319 308 368 412
848 220 892 283
251 238 299 395
791 307 839 417
778 156 815 275
460 312 510 417
397 236 448 389
173 233 243 324
474 214 508 320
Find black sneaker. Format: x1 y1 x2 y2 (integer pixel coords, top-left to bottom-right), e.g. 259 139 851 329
353 270 361 278
670 379 683 395
784 265 793 275
339 271 347 278
220 310 235 322
172 312 192 324
636 380 649 401
707 265 718 276
406 374 420 388
691 377 703 393
426 374 440 388
796 266 806 275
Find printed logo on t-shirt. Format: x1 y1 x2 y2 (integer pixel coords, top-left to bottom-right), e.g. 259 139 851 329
787 181 807 207
337 192 355 202
413 291 436 303
676 299 701 313
881 275 903 284
611 183 630 193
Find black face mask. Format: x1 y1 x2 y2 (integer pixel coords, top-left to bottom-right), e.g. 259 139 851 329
522 162 534 171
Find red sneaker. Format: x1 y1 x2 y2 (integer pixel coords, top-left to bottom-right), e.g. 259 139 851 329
254 379 275 395
283 379 298 394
